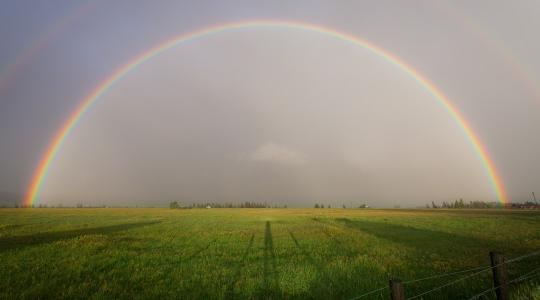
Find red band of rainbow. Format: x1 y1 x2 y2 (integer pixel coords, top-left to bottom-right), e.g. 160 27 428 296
24 20 508 206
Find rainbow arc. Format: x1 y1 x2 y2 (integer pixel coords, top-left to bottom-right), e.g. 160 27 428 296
24 20 508 206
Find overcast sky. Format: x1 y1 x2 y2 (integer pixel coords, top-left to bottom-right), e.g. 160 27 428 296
1 1 539 207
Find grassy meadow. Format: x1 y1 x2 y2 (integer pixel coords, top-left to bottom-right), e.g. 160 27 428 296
1 208 539 299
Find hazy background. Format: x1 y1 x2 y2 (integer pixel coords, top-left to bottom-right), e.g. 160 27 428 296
1 1 539 207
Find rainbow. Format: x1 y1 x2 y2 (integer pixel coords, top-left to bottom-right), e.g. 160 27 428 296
427 1 540 102
24 20 509 207
0 0 102 93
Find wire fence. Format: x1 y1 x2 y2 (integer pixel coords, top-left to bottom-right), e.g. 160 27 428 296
348 286 387 300
468 265 540 300
347 249 540 300
404 264 491 285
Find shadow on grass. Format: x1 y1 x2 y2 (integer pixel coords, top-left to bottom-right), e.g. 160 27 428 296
333 218 497 254
303 218 506 299
288 229 328 275
225 233 255 299
0 220 160 252
261 221 280 299
330 219 540 297
312 218 359 258
288 229 343 298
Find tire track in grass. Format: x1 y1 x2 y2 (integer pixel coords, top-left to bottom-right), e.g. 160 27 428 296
312 218 391 299
172 227 236 298
225 233 255 299
287 228 338 297
148 217 215 263
182 238 217 261
312 218 359 258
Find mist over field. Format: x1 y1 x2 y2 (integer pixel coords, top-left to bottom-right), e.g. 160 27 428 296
1 1 540 206
37 30 490 207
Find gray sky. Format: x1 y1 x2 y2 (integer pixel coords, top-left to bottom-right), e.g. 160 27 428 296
1 1 539 207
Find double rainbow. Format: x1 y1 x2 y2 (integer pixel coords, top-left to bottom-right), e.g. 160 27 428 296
24 20 508 206
0 1 102 93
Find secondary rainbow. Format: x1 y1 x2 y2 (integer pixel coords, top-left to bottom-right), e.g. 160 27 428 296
24 20 509 206
0 0 102 93
427 1 540 103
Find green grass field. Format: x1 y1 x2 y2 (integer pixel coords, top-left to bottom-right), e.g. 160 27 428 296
1 208 539 299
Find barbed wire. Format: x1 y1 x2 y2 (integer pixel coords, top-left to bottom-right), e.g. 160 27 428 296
468 265 540 300
407 266 493 300
346 266 492 300
347 286 387 300
407 249 539 299
506 249 540 263
348 249 540 300
404 265 490 285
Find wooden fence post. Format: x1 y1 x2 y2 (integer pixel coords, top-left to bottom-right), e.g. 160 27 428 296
389 279 405 300
490 251 509 300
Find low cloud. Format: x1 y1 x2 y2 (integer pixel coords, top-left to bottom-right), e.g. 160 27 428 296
249 142 307 165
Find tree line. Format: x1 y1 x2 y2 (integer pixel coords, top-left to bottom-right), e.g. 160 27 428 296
427 199 539 209
169 201 287 209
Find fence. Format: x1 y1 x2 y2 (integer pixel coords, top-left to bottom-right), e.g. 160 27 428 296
348 249 540 300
